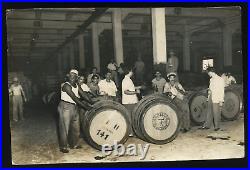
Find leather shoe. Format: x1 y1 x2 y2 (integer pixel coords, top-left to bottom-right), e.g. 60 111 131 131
60 148 69 153
182 129 190 133
70 145 82 149
214 128 220 131
198 126 210 130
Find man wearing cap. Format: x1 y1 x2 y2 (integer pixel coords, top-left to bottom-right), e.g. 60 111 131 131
200 67 225 131
58 69 93 153
163 72 190 132
9 77 27 122
152 71 167 94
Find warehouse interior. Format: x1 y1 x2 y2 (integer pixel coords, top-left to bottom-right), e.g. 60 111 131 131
6 7 245 165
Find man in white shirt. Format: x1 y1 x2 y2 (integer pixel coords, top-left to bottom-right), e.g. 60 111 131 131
152 71 167 93
98 71 118 100
200 67 225 131
9 77 27 122
58 69 93 153
122 66 140 136
163 72 190 132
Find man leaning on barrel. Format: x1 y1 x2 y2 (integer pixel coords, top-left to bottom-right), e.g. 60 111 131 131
58 69 93 153
163 72 191 133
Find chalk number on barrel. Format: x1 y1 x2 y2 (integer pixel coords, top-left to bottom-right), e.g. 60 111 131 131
96 130 109 140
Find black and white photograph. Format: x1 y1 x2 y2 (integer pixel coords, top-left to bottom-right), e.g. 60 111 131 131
4 5 246 166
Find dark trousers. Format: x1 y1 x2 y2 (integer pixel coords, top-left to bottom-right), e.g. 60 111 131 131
173 97 190 130
204 97 221 129
57 101 80 149
12 95 24 121
124 104 136 134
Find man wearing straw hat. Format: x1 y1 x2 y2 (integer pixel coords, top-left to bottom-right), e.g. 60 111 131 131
163 72 190 133
9 77 27 122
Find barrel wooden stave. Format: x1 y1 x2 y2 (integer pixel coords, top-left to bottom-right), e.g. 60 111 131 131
132 94 170 141
222 88 241 121
132 94 181 144
81 100 130 150
188 91 208 126
226 84 244 112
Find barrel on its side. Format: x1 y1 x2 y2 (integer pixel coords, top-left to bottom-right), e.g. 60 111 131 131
222 88 242 121
226 84 244 112
188 91 208 126
81 100 130 150
132 94 181 144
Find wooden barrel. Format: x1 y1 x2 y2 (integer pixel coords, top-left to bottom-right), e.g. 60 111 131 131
222 88 241 121
81 100 130 150
132 94 181 144
187 91 208 126
226 84 244 112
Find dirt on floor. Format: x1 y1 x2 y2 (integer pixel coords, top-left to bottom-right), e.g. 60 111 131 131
10 103 245 165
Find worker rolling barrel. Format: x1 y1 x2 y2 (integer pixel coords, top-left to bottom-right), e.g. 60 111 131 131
81 100 130 150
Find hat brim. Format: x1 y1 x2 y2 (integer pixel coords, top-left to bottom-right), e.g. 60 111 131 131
167 73 177 78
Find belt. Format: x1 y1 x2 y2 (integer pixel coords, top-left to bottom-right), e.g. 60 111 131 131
61 100 76 105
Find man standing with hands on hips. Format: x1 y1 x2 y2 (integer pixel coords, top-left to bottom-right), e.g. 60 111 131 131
200 67 225 131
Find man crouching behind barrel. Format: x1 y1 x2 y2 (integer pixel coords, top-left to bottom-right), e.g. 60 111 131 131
163 72 191 133
122 66 141 136
58 69 93 153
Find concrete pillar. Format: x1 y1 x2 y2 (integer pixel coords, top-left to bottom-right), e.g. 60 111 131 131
223 25 233 66
92 23 100 71
151 8 167 65
183 30 191 71
112 8 124 65
78 34 85 69
69 42 75 69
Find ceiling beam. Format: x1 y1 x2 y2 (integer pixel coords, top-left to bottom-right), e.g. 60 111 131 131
36 8 108 71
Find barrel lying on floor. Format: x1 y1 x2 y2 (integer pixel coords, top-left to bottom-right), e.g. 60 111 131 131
81 100 130 150
132 94 181 144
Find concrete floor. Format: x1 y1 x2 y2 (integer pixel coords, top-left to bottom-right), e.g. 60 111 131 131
10 103 245 165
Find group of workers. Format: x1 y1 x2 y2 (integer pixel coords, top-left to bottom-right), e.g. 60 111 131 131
9 51 238 154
